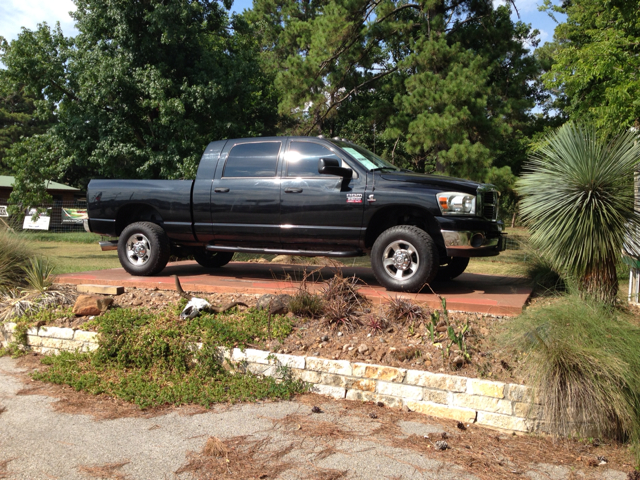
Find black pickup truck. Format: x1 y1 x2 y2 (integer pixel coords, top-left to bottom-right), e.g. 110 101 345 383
86 136 505 292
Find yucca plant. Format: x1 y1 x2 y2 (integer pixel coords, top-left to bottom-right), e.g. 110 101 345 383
22 256 55 293
517 123 640 304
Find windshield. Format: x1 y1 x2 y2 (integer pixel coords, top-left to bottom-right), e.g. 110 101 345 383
329 140 400 172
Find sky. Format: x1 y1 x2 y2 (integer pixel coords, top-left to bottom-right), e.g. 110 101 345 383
1 0 564 46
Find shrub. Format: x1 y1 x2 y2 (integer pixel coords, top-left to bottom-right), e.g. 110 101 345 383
288 290 324 317
0 230 31 291
517 122 640 304
505 295 640 462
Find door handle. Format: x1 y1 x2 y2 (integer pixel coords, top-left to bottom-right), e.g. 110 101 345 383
214 187 230 193
284 188 303 193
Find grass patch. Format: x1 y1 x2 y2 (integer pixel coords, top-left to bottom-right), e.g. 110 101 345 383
17 231 104 244
0 229 32 291
504 295 640 464
31 305 306 409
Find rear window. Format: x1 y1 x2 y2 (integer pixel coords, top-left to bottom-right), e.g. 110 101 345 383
223 142 281 177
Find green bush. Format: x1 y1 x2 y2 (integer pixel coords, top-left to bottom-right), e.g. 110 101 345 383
0 229 32 291
505 295 640 463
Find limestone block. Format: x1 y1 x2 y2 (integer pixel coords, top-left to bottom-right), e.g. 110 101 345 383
291 369 321 384
467 379 505 398
376 381 423 401
406 400 477 423
38 326 75 340
27 335 43 347
310 384 346 399
26 327 39 336
404 369 467 392
231 348 247 362
373 394 404 408
346 389 375 402
513 402 543 419
318 373 349 388
85 343 99 352
244 348 271 364
247 363 277 377
349 378 376 392
452 393 513 415
352 363 406 382
306 357 352 376
344 390 404 408
217 347 232 361
422 388 450 405
272 353 305 369
506 384 540 404
476 411 529 432
40 338 65 349
59 340 86 352
3 323 16 333
73 330 98 343
77 284 124 295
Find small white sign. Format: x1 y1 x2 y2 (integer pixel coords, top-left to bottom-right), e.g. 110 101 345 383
23 208 51 231
0 205 8 217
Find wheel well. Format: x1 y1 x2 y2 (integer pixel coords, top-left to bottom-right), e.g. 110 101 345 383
365 206 443 252
115 204 164 236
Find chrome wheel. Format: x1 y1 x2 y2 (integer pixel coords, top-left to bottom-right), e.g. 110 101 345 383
382 240 420 281
125 233 152 266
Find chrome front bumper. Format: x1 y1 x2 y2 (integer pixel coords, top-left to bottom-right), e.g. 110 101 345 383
441 230 506 257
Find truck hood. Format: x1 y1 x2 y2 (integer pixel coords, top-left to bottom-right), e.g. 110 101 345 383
379 171 483 193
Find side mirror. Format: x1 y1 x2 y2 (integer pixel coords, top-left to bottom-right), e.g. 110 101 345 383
318 157 353 190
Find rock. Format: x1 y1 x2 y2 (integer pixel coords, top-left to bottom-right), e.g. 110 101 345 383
434 440 448 451
357 344 369 354
379 338 386 343
72 295 113 316
256 294 292 314
337 332 343 337
451 356 465 368
321 334 329 342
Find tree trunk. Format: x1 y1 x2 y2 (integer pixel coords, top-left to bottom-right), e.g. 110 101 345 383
579 256 619 305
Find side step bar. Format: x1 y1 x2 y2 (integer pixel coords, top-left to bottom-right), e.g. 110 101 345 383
206 245 362 258
99 241 118 251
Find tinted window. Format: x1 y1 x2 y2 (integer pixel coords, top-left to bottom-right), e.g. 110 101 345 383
286 142 341 177
223 142 281 177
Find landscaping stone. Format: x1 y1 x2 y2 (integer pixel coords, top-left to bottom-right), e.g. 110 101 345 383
72 295 113 316
77 284 125 295
467 378 505 398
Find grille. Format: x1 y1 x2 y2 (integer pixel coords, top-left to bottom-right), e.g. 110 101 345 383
481 190 498 221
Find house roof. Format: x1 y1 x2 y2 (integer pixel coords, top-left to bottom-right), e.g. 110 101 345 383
0 175 80 191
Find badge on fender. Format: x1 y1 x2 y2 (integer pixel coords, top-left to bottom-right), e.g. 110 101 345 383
346 193 363 203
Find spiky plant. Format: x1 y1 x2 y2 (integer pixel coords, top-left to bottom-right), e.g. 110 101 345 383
517 123 640 304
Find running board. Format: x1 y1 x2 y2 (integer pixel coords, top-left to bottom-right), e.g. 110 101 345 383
99 241 118 251
205 245 362 258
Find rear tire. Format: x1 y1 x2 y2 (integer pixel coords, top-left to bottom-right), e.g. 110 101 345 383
118 222 170 276
193 249 234 268
436 257 470 281
371 225 439 292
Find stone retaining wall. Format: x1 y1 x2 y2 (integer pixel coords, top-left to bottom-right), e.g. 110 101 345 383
0 323 539 433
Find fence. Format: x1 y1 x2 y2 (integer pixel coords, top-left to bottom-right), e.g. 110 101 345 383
0 199 88 234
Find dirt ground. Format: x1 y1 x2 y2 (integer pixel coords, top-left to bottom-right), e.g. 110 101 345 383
0 355 636 480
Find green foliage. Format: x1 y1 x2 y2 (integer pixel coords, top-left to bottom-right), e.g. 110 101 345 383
505 295 640 463
0 72 54 174
32 306 305 409
288 290 324 317
22 257 55 293
1 0 279 202
17 232 103 244
542 0 640 133
517 122 640 304
0 229 32 291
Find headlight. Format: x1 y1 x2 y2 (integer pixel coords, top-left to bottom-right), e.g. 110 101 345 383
437 192 476 216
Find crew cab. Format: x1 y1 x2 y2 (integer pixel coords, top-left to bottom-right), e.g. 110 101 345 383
86 136 506 292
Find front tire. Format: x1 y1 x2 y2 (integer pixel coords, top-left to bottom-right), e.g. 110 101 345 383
436 257 470 281
193 249 234 268
371 225 439 292
118 222 170 276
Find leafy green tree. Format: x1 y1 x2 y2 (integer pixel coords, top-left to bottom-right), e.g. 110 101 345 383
542 0 640 132
1 1 279 205
517 123 640 304
247 0 545 197
0 71 54 175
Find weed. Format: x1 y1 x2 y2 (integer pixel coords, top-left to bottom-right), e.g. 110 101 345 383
288 291 324 317
321 272 368 331
0 229 31 291
364 314 387 334
387 297 426 324
504 294 640 465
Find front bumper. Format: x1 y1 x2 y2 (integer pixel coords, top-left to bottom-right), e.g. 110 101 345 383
441 229 507 258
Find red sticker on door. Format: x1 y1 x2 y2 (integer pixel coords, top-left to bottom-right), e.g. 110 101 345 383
346 194 363 203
